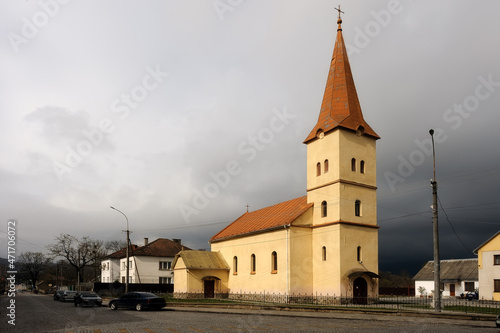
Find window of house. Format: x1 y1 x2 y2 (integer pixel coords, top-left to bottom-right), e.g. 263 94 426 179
233 256 238 275
351 158 356 171
251 254 256 274
321 201 327 217
494 255 500 265
324 159 329 173
495 280 500 292
159 277 172 284
159 261 172 270
357 246 362 262
360 160 365 174
271 251 278 273
322 246 327 261
355 200 361 216
464 282 475 292
316 162 321 176
121 262 125 270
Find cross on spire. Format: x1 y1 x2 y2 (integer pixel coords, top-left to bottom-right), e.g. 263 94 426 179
334 5 344 20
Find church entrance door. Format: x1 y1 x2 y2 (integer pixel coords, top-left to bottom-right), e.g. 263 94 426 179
353 277 367 304
204 280 215 298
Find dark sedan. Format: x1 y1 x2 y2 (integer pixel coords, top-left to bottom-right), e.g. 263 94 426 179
53 290 65 301
74 291 102 307
109 292 166 311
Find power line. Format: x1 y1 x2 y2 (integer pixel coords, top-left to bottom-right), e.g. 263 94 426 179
437 195 473 254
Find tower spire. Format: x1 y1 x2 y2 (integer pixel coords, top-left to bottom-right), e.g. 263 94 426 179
304 9 379 143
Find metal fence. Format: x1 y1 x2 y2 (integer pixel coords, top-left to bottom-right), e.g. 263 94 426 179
172 292 500 315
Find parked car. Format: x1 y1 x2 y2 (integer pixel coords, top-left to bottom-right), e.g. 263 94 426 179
465 291 478 300
59 291 77 302
74 291 102 307
53 290 65 301
109 292 166 311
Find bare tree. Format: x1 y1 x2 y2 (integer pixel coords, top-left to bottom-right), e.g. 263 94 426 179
18 252 50 291
105 240 127 253
47 234 105 285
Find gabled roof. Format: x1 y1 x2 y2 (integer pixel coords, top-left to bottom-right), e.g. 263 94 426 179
304 18 379 144
210 196 312 243
172 250 229 270
413 259 478 281
474 230 500 254
130 238 191 257
104 244 139 259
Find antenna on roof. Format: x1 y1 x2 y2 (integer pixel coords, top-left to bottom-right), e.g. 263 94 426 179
246 204 250 213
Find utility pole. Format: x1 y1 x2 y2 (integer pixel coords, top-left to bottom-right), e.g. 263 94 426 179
429 129 441 312
110 206 130 293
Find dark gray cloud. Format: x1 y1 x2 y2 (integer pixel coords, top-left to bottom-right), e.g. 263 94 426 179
1 1 499 276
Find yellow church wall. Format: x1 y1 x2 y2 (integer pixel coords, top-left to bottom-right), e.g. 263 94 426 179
339 224 379 297
288 226 313 294
338 131 377 187
306 130 340 190
311 224 342 295
338 184 377 225
211 229 289 294
172 258 188 293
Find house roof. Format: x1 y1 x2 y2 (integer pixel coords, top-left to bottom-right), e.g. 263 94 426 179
210 196 313 243
413 259 478 281
304 18 379 144
131 238 191 257
104 244 139 259
172 250 229 270
473 230 500 254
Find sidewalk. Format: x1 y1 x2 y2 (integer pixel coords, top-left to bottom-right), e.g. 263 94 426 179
102 298 497 328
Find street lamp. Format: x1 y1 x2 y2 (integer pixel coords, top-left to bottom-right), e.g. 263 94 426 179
110 206 130 293
429 129 441 312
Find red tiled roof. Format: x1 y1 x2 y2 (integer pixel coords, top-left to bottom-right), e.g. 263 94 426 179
131 238 191 257
304 19 379 143
210 196 312 243
105 245 139 259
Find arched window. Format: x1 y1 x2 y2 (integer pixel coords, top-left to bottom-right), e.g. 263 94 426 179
324 159 329 173
316 162 321 176
250 254 256 274
233 256 238 275
355 200 361 217
271 251 278 273
351 158 356 171
322 246 327 261
321 201 327 217
360 160 365 174
357 246 362 262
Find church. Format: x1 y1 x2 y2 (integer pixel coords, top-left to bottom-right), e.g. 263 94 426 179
173 15 380 301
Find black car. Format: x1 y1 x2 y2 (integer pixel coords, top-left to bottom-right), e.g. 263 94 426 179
109 292 166 311
53 290 65 301
465 291 479 300
74 291 102 307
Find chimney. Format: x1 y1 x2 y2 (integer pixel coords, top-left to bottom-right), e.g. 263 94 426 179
144 238 149 246
173 239 181 245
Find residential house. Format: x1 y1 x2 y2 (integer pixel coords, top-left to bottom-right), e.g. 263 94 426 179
413 259 478 297
119 238 190 284
100 244 138 283
173 16 380 300
474 230 500 300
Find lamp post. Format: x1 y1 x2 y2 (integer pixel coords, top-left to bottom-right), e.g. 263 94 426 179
429 129 441 312
110 206 130 293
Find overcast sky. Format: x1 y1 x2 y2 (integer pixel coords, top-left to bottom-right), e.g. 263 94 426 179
1 0 499 275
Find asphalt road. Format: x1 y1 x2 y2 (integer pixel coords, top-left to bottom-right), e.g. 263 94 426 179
1 293 499 332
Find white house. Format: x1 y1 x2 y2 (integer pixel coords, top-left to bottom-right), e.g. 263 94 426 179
413 259 478 297
118 238 190 284
101 245 138 283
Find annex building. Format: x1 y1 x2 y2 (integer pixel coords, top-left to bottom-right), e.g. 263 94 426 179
173 16 381 301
